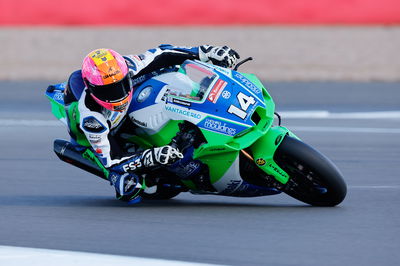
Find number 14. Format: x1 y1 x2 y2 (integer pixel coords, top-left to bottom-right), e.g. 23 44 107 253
227 92 255 119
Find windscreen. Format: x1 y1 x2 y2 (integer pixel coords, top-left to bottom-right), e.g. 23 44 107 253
167 61 217 102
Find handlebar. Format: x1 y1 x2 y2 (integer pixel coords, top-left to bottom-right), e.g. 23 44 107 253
234 57 253 71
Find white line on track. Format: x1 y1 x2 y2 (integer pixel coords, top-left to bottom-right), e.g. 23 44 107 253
1 121 400 133
1 111 400 134
279 110 400 119
290 126 400 133
0 119 61 126
349 185 400 189
0 246 222 266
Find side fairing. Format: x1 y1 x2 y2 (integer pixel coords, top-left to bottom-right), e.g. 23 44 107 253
45 82 68 125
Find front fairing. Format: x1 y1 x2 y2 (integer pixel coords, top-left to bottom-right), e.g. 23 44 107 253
128 60 276 153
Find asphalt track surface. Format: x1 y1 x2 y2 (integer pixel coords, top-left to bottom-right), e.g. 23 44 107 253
1 81 399 265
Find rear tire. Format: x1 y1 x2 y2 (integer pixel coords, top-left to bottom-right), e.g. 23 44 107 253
274 136 347 206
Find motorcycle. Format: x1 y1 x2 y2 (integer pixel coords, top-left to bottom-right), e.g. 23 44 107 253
45 58 346 206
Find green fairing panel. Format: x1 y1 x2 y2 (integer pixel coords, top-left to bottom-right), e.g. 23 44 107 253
66 102 91 147
131 120 241 187
250 126 300 185
238 73 300 185
46 96 66 120
82 149 110 179
198 151 239 184
188 73 277 184
47 95 89 146
241 72 275 120
127 120 181 148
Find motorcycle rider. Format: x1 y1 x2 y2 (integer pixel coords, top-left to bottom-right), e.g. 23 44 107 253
63 44 240 202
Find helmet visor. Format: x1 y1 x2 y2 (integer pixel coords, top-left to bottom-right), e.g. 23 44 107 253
87 74 132 102
91 90 132 112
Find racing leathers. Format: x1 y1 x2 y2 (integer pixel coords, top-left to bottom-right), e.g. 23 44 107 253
65 44 240 201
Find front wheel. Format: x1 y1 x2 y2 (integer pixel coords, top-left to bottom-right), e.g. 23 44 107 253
274 136 347 206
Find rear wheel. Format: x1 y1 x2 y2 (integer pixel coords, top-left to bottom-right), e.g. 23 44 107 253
274 136 347 206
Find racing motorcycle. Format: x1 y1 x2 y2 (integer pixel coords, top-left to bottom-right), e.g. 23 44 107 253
45 58 346 206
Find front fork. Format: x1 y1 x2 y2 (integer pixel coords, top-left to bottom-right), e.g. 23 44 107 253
249 126 299 186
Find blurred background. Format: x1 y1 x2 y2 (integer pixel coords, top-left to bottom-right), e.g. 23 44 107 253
0 0 399 81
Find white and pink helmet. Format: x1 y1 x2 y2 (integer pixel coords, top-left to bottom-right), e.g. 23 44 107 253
82 48 132 112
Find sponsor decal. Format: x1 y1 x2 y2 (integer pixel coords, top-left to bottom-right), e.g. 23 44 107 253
230 181 281 197
82 117 106 133
221 90 231 99
268 163 287 178
221 180 242 195
103 110 122 126
165 106 202 119
255 158 266 166
203 118 237 136
88 134 101 144
214 66 231 76
234 73 261 94
102 67 121 79
122 158 142 172
95 148 102 154
109 173 118 185
53 91 64 102
132 118 147 127
132 75 146 86
111 115 122 127
111 111 118 120
90 49 108 59
207 79 227 103
113 101 129 112
172 98 191 107
183 161 201 177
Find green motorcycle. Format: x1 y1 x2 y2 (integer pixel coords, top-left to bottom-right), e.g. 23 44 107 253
46 59 346 206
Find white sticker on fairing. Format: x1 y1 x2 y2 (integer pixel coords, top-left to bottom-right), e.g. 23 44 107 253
212 157 243 194
128 103 170 134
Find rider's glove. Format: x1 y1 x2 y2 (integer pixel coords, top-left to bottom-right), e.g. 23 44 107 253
141 145 183 167
108 172 142 202
199 45 240 69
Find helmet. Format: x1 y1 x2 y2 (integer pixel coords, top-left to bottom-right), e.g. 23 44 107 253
82 48 132 112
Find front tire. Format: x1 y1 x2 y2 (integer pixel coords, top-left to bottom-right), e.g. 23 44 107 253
274 136 347 206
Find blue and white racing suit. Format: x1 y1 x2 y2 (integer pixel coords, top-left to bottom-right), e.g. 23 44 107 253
64 45 238 181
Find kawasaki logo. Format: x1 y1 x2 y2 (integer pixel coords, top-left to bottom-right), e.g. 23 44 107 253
255 158 266 166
